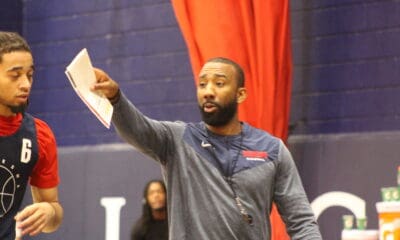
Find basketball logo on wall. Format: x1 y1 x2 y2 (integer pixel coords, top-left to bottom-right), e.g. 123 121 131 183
0 159 21 218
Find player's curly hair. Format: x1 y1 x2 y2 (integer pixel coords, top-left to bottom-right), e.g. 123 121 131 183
0 31 31 63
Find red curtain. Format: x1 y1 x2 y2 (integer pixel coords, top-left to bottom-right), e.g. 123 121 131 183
172 1 292 239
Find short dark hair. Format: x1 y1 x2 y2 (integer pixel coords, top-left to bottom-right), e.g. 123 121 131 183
0 31 31 63
206 57 245 88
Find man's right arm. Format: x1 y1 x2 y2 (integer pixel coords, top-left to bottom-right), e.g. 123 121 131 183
92 68 174 162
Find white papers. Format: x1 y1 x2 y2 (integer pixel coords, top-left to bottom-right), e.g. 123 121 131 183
65 48 113 128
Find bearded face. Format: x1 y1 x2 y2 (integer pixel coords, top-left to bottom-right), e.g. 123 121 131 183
197 61 246 128
199 95 238 127
7 99 28 114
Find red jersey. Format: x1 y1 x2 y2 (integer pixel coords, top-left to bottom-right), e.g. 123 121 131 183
0 113 59 188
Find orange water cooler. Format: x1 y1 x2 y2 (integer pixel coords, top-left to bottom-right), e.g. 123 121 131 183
376 201 400 240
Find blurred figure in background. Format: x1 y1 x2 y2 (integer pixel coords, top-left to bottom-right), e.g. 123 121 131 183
131 179 168 240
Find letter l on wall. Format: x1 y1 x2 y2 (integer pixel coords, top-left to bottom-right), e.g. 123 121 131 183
101 197 126 240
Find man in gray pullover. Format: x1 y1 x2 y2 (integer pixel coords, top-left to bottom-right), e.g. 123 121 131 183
92 57 322 240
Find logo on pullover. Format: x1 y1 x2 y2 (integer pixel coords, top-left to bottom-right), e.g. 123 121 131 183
201 141 212 148
242 151 268 161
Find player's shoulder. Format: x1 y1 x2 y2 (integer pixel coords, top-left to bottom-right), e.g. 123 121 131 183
32 117 52 131
30 115 56 140
244 123 280 142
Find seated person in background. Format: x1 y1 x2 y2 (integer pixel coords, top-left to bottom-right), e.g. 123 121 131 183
131 179 168 240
